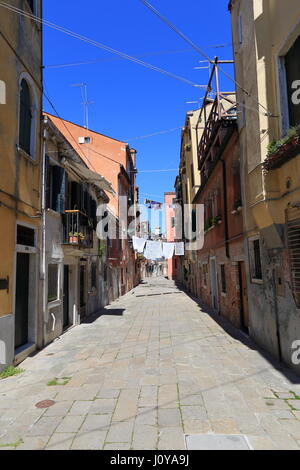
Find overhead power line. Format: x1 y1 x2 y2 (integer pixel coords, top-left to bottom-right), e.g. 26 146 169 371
126 127 183 141
44 44 232 69
0 1 203 89
138 0 276 117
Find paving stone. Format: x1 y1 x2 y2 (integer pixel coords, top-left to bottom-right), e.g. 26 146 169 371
27 416 62 436
97 389 120 399
89 399 117 415
17 436 49 450
180 405 207 421
104 442 131 450
106 420 134 443
81 414 111 431
45 433 75 450
44 401 73 417
55 415 85 433
71 430 107 450
158 408 181 427
68 400 92 416
135 407 157 426
157 427 185 450
132 424 158 450
112 390 139 422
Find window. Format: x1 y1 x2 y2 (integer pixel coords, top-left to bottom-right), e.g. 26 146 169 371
191 163 195 188
220 264 227 293
45 160 67 213
26 0 35 11
17 225 35 247
284 35 300 127
91 262 97 290
48 264 59 303
171 217 175 228
286 209 300 307
249 237 263 281
19 79 32 155
238 14 243 45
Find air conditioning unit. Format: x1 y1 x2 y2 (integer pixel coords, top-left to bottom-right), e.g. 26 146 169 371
78 136 85 144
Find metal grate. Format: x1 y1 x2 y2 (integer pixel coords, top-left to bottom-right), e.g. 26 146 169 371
286 207 300 308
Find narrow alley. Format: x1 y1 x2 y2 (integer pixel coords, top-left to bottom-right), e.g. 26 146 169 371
0 278 300 450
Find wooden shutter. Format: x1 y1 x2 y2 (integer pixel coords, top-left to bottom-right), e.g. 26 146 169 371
286 207 300 308
19 79 32 155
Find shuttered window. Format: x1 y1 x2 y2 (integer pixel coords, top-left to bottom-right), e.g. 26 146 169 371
286 208 300 308
48 264 59 303
19 79 32 155
45 162 67 213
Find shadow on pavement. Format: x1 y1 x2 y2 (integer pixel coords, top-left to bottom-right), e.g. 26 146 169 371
175 280 300 385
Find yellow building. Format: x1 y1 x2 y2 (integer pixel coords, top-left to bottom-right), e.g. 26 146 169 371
229 0 300 373
0 1 43 369
176 108 202 292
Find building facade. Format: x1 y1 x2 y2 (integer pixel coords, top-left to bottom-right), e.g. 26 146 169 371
164 192 178 280
193 94 248 330
229 0 300 373
44 114 140 303
0 0 43 370
41 114 112 346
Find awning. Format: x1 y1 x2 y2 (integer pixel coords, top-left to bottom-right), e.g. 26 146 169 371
64 159 115 196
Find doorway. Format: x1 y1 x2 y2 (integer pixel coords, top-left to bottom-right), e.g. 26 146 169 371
210 257 219 312
63 265 69 329
15 253 29 349
79 263 86 319
238 261 249 332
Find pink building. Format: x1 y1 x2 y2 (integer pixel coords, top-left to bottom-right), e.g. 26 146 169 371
164 192 178 280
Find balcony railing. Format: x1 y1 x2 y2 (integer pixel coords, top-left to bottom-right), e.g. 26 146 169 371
62 210 93 248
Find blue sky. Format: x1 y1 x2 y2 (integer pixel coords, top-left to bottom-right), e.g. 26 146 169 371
43 0 234 230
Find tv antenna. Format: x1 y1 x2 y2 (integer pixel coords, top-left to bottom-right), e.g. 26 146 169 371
71 83 94 130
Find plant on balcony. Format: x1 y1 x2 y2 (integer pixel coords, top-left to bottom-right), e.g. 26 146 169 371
267 127 298 157
69 232 85 243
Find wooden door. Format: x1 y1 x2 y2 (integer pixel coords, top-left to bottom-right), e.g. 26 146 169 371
15 253 29 348
239 261 249 331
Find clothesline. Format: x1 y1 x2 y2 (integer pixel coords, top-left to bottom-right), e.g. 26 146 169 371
132 236 184 260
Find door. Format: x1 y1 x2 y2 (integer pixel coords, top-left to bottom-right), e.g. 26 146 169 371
63 265 69 328
15 253 29 349
239 261 249 331
79 264 86 319
210 258 219 312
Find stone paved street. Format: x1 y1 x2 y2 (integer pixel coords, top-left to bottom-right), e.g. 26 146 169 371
1 278 300 450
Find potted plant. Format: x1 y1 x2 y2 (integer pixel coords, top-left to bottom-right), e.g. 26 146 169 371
69 232 85 243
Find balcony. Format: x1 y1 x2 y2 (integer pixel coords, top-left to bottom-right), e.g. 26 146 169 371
62 210 93 248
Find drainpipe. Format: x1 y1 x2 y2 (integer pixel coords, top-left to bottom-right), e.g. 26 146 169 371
40 116 47 347
220 158 230 258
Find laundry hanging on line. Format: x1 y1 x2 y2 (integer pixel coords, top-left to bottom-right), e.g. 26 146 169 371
132 236 147 253
175 242 184 256
144 240 163 260
162 242 175 259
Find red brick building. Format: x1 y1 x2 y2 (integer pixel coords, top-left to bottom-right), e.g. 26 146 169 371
193 96 249 331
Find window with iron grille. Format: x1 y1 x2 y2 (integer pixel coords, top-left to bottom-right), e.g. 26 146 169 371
220 264 227 293
286 209 300 308
48 264 59 303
